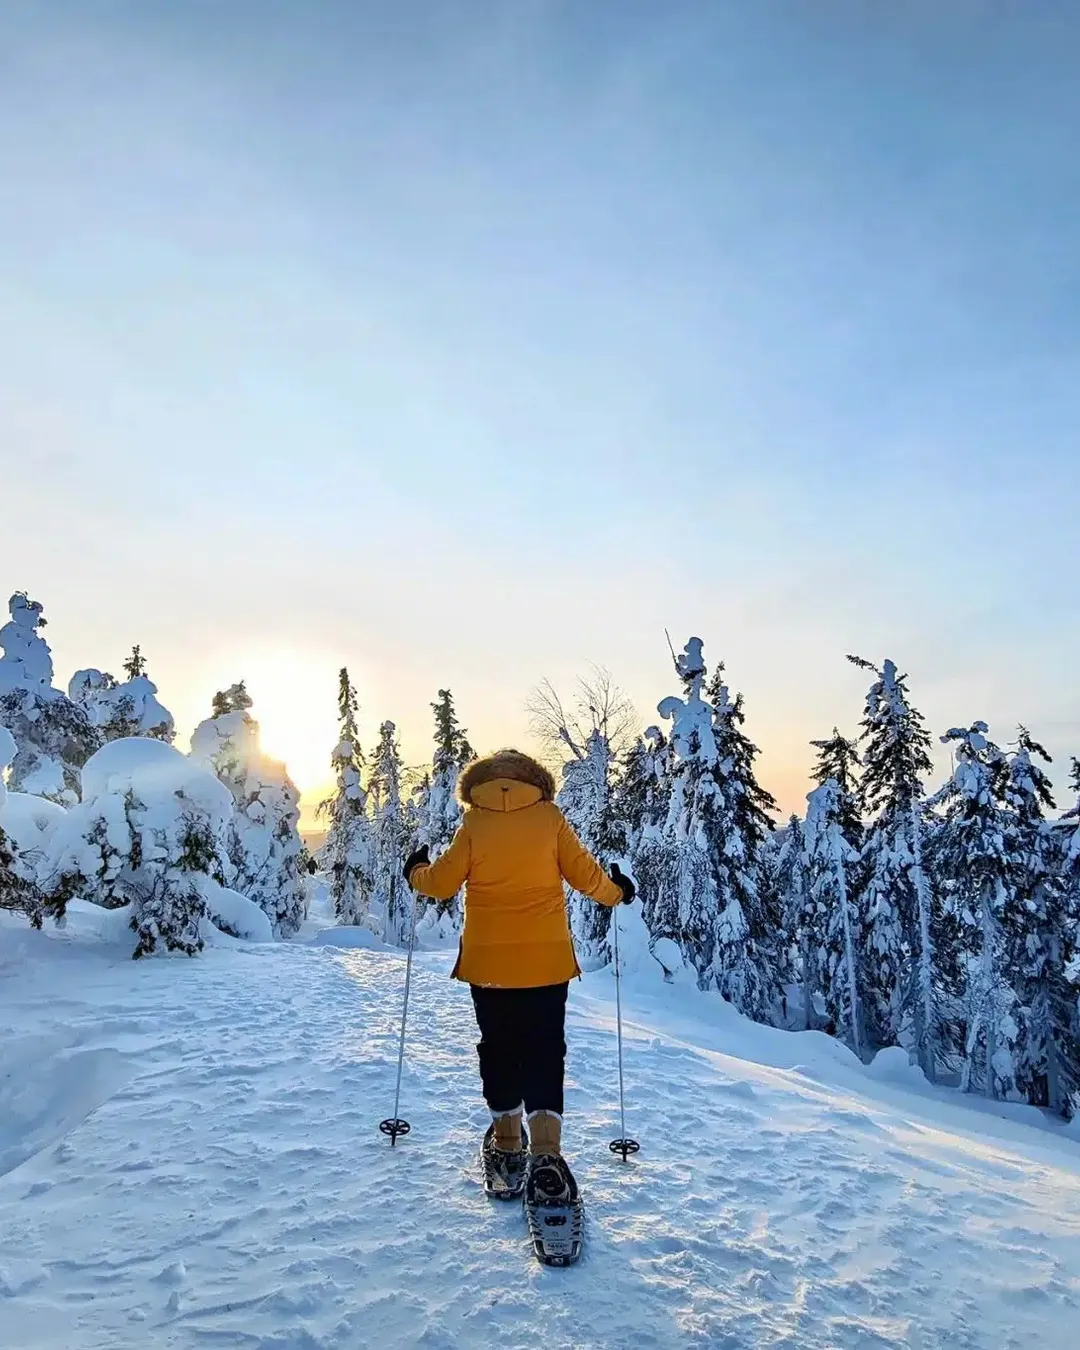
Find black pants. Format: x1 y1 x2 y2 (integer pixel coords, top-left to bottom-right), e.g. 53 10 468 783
470 983 568 1117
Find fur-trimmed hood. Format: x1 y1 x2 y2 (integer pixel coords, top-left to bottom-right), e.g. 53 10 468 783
459 750 555 807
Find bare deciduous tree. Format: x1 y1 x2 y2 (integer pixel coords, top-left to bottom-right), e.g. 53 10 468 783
526 666 638 764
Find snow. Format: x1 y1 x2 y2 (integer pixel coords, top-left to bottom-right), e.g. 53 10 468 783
48 740 238 956
2 917 1079 1349
200 880 274 943
312 924 389 950
69 669 174 741
0 723 16 775
0 793 67 866
190 704 305 938
0 593 53 690
81 736 230 821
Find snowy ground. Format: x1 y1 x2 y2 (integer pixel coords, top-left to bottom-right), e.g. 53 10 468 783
3 913 1080 1349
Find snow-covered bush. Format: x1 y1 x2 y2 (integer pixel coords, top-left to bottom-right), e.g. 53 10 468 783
0 594 95 801
0 724 56 928
47 738 233 957
190 683 305 938
69 658 174 745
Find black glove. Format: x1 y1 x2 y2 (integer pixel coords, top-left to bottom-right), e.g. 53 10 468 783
610 863 635 904
403 845 430 886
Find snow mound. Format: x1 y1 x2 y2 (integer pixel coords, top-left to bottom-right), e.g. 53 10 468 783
865 1045 924 1086
62 900 138 945
650 935 696 987
0 792 67 853
80 738 232 823
201 881 274 943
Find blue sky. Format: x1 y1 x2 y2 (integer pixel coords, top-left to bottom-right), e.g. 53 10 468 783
2 1 1078 816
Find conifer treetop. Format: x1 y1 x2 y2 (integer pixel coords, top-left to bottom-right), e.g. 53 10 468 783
211 681 252 718
431 688 473 769
123 645 147 680
849 655 933 817
1005 726 1056 820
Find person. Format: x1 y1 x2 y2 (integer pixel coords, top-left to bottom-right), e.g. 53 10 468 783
403 748 634 1205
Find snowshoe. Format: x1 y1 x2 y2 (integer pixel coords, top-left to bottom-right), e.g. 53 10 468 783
524 1154 584 1267
481 1121 529 1200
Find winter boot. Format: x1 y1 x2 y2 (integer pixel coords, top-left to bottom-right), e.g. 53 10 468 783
527 1110 561 1157
493 1110 523 1153
481 1113 529 1200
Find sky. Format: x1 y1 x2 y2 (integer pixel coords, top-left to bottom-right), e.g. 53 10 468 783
2 0 1079 825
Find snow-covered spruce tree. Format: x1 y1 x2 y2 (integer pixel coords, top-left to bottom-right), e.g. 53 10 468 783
556 729 625 965
190 682 305 938
414 689 474 931
703 661 783 1018
1003 731 1080 1115
318 667 374 926
848 656 938 1074
0 593 95 801
810 730 863 850
615 726 673 948
1060 759 1080 1114
47 739 233 957
610 727 668 858
934 724 1019 1099
804 780 867 1057
368 720 410 944
648 641 717 981
650 639 780 1020
766 815 822 1030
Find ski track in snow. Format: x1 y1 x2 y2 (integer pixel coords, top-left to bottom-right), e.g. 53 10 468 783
2 924 1080 1349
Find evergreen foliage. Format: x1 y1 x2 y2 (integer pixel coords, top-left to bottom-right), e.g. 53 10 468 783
849 656 938 1075
3 591 1079 1115
319 667 374 926
190 685 305 938
368 720 410 944
805 779 866 1057
0 593 95 801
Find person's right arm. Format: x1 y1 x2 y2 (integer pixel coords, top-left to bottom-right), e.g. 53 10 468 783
408 825 471 900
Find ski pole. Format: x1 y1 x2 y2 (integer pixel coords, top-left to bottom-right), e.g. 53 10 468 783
607 907 639 1161
380 884 420 1146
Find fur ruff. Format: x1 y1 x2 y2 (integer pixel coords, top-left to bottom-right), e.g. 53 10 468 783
459 750 555 805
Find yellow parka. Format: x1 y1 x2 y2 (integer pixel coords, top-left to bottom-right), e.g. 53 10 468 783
408 750 622 988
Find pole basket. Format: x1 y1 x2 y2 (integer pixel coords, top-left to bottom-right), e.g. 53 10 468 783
379 1118 411 1145
608 1137 640 1161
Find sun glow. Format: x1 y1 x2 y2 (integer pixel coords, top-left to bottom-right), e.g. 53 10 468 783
234 649 339 801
